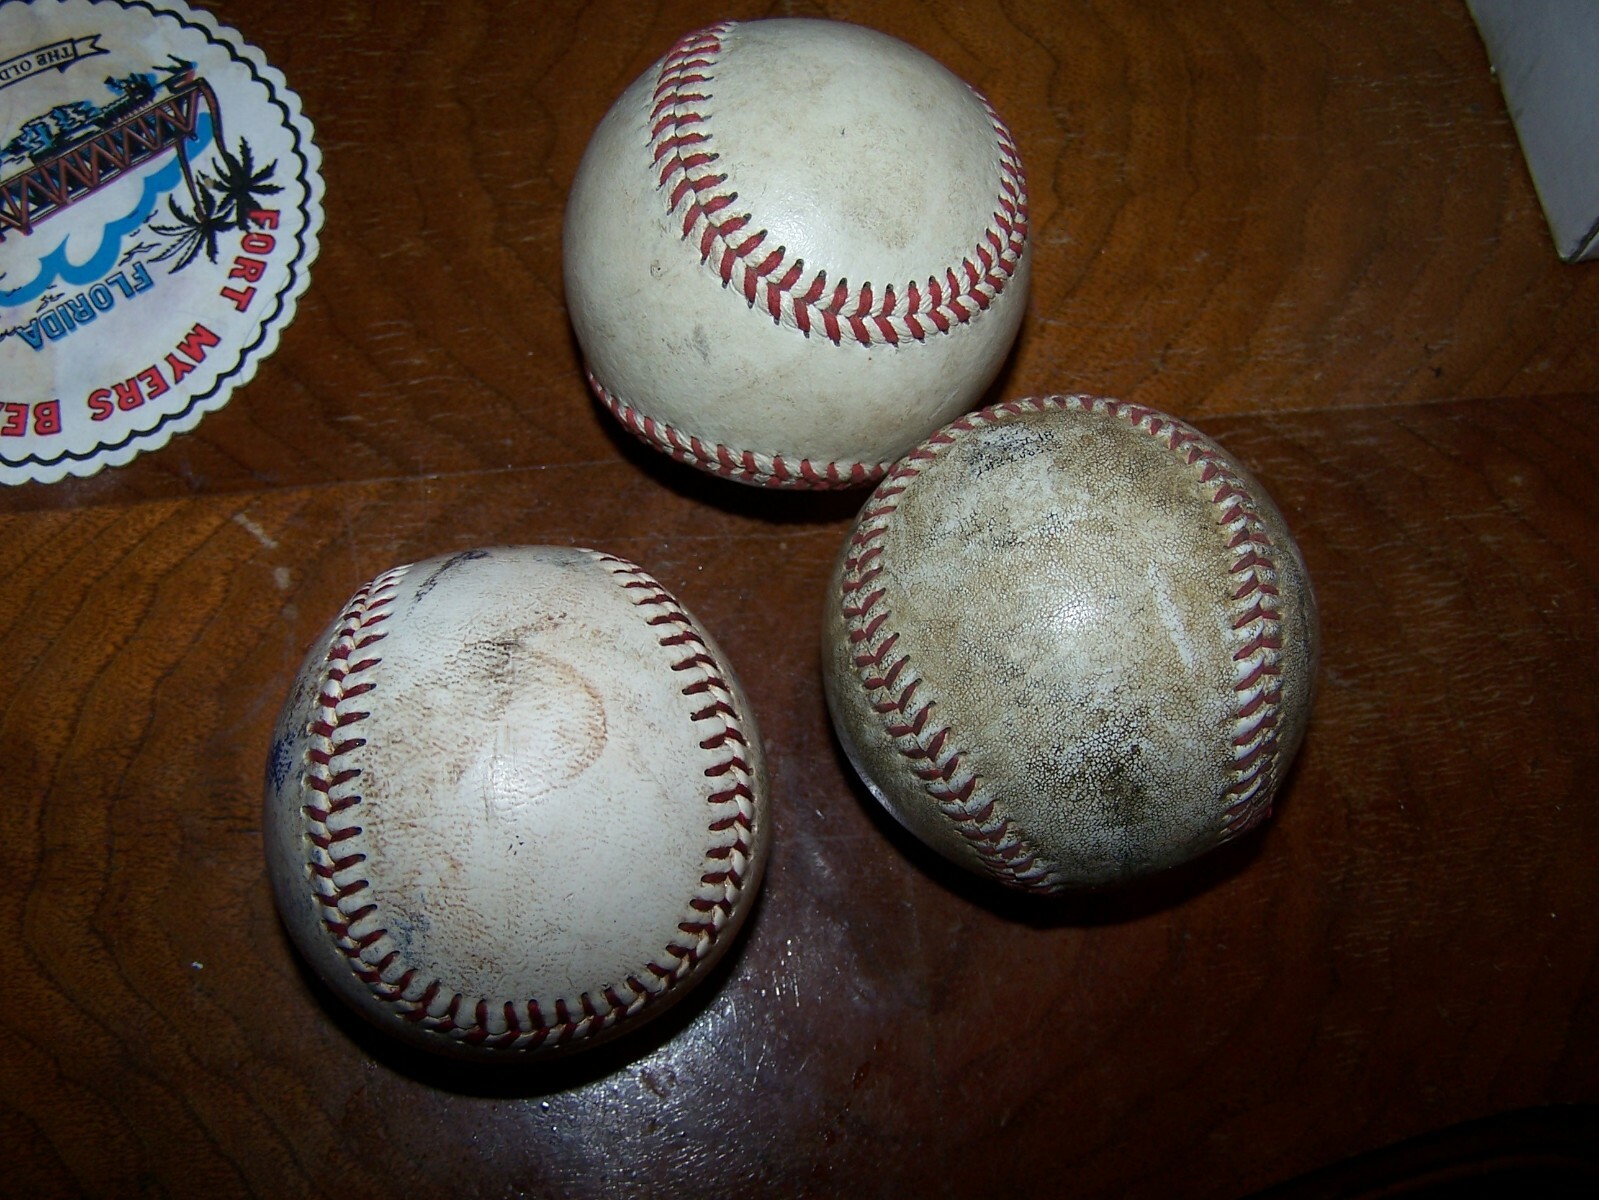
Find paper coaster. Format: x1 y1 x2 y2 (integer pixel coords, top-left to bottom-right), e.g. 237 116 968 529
1 0 323 485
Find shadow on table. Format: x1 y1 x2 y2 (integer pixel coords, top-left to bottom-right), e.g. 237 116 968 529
1244 1105 1599 1199
574 308 1035 528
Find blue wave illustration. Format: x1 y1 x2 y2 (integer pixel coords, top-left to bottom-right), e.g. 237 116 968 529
0 114 216 308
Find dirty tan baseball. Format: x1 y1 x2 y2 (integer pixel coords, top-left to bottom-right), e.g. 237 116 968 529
264 546 770 1058
822 397 1319 891
563 17 1031 487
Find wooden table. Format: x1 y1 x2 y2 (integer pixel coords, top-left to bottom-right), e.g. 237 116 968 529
3 2 1596 1196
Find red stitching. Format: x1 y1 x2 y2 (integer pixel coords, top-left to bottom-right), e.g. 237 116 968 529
839 452 1066 892
301 565 417 1007
299 553 761 1053
649 21 1028 347
590 369 889 488
838 396 1294 886
591 550 761 983
1034 396 1292 836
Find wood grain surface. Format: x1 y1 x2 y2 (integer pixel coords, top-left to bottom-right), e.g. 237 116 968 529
2 2 1596 1197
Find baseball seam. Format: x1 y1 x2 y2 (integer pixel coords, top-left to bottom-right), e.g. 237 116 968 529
590 369 892 488
839 396 1289 890
589 551 761 994
841 418 1069 894
649 21 1029 348
298 555 759 1053
1058 398 1286 835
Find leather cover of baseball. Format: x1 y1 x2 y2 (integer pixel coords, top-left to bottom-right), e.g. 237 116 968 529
822 397 1319 892
264 547 769 1058
564 18 1031 488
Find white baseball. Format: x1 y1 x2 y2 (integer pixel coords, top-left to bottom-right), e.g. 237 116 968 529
264 546 770 1058
822 397 1319 891
563 18 1031 488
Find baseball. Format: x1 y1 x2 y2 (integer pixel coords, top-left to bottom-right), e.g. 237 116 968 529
563 18 1031 487
263 546 770 1058
822 397 1319 892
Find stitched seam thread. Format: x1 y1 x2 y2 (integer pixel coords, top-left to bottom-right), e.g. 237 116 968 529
1033 398 1288 834
650 21 1028 348
591 370 889 488
590 551 759 983
841 416 1067 892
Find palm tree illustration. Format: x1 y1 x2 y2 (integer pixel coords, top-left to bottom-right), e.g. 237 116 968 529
148 137 282 271
149 185 231 270
211 139 283 230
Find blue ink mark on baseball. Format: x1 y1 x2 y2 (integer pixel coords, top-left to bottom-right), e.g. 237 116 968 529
267 730 295 791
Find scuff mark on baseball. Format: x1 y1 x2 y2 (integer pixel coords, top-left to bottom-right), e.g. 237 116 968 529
821 397 1320 892
263 546 770 1058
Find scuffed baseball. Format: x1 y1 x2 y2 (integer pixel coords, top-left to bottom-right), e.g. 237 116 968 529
264 547 769 1058
564 18 1031 488
822 397 1319 891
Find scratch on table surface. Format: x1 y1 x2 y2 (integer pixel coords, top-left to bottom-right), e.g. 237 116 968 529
232 511 279 550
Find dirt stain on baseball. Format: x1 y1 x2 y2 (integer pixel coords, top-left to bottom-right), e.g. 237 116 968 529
471 644 609 818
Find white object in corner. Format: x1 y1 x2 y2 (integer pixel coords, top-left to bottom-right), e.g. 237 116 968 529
1469 0 1599 262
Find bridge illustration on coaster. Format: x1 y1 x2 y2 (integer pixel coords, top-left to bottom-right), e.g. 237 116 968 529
0 64 220 245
